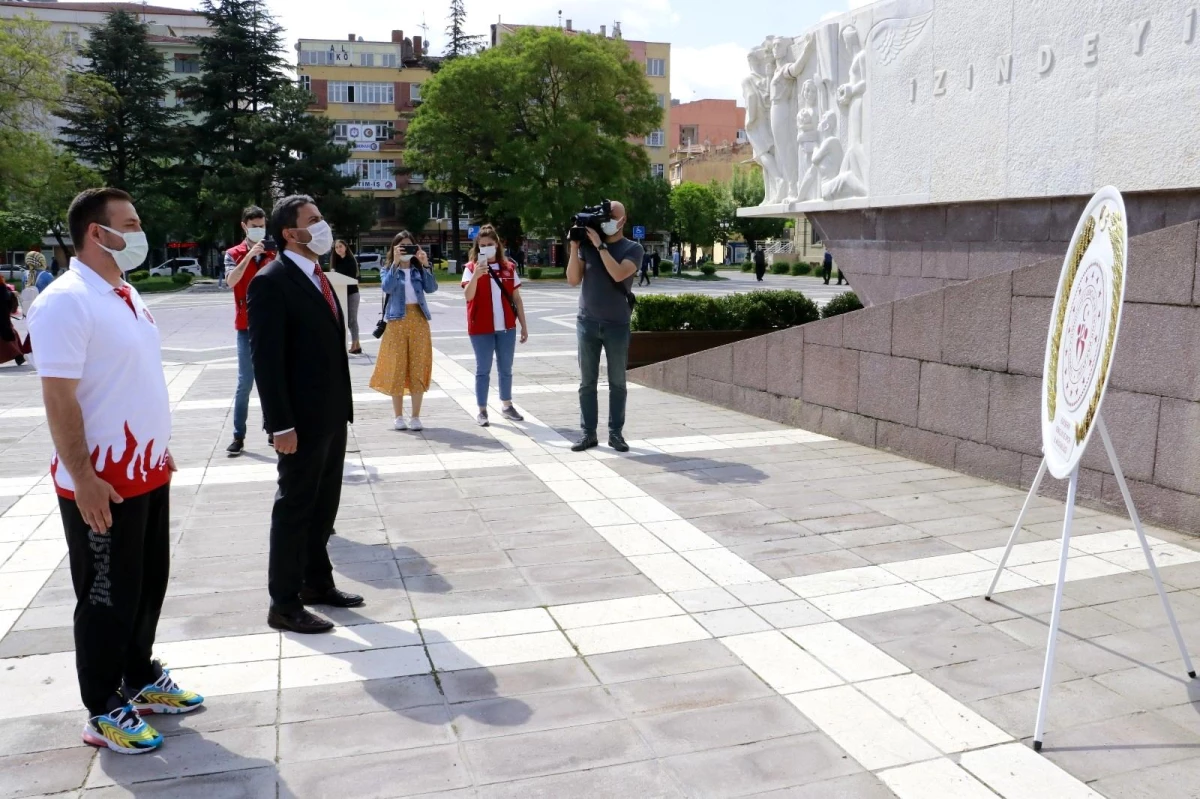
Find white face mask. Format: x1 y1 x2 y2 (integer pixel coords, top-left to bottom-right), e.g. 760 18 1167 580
302 220 333 256
478 245 496 262
601 218 623 236
399 254 413 264
246 227 266 244
96 225 148 271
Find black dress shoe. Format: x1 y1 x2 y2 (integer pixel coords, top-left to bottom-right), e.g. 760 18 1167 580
608 433 630 453
226 437 244 457
299 587 365 608
571 434 599 452
267 607 334 634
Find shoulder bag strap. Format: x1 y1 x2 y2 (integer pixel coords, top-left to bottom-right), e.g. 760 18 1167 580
486 266 520 320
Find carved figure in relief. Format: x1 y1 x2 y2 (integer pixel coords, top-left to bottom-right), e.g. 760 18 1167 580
743 50 785 204
824 25 868 200
769 34 815 202
798 110 844 202
796 80 820 200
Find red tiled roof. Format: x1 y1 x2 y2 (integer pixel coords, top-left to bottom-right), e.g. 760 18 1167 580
0 2 204 16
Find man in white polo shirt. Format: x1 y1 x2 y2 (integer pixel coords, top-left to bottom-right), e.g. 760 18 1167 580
27 188 203 755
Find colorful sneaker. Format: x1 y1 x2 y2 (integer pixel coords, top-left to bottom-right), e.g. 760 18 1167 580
82 703 163 754
128 668 204 715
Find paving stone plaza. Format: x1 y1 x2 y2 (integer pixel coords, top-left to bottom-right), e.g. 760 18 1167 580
0 274 1198 798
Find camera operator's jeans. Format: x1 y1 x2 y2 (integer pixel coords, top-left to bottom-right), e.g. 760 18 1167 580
577 317 630 436
233 329 254 440
469 329 516 408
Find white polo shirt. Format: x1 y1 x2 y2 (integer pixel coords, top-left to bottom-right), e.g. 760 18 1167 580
27 258 171 500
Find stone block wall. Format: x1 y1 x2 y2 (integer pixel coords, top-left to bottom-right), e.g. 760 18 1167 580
631 222 1200 533
813 190 1200 306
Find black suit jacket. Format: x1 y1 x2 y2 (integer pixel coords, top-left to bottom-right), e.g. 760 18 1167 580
247 254 354 437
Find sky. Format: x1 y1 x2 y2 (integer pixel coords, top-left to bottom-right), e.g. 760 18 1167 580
141 0 868 103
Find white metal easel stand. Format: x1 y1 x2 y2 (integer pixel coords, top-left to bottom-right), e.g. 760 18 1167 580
983 414 1195 752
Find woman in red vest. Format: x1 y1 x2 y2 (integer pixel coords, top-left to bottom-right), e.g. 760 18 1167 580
462 225 528 427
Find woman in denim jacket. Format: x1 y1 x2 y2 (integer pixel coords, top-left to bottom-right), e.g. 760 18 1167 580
369 230 438 431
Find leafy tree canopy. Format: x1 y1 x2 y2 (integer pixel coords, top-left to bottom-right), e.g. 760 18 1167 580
669 181 721 262
729 164 787 247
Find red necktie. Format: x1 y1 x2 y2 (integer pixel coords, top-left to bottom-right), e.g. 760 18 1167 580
114 285 136 317
313 268 338 319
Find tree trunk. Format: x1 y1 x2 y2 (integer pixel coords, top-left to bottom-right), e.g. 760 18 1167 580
450 192 462 267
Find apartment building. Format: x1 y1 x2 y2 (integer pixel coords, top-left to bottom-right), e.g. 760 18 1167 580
296 30 458 251
491 19 671 179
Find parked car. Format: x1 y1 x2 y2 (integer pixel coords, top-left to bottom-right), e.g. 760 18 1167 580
355 252 382 270
0 264 28 284
147 258 202 277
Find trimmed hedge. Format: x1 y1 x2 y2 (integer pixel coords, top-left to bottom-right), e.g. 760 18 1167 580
528 267 543 279
741 262 754 272
770 261 790 275
790 262 812 276
631 290 819 332
822 291 864 319
172 272 194 285
700 264 717 276
129 271 149 282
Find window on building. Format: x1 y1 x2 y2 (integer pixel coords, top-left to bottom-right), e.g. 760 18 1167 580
173 56 199 74
381 53 398 68
736 128 747 143
656 94 665 108
61 31 80 49
645 130 665 147
336 159 396 189
651 163 665 179
410 83 422 102
299 75 312 92
329 81 394 104
300 49 337 66
811 223 822 245
409 172 425 184
359 52 375 67
646 58 665 77
332 120 395 142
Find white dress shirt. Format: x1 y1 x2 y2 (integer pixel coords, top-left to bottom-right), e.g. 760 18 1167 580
272 250 329 437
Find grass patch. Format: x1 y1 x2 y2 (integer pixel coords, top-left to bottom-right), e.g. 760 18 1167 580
657 272 728 282
130 276 192 293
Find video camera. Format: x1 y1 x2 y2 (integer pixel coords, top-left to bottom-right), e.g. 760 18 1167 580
568 199 613 243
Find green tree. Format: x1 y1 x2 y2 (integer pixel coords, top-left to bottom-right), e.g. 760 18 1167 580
59 11 180 193
406 27 660 264
0 210 45 253
395 190 434 237
730 164 787 249
0 16 69 196
444 0 483 59
624 173 673 236
322 193 379 243
710 179 736 244
669 182 720 264
23 151 101 256
181 0 290 238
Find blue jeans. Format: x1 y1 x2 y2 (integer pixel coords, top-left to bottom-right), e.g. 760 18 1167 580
576 317 630 436
470 329 517 408
233 329 254 439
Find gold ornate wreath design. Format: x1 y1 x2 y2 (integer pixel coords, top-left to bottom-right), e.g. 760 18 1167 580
1044 206 1124 445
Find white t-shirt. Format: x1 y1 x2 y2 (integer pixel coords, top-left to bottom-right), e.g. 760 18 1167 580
398 266 415 302
462 261 521 332
27 258 171 500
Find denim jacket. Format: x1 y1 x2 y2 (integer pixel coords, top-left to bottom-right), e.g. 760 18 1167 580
380 265 438 321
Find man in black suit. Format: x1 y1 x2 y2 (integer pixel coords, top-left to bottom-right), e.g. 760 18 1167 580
248 195 360 635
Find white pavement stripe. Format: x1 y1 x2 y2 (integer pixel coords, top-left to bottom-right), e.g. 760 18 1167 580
721 631 842 694
880 759 1000 799
960 743 1107 799
787 686 940 770
857 674 1012 753
783 623 909 683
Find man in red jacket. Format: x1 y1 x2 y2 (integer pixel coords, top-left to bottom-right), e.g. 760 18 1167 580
224 206 276 456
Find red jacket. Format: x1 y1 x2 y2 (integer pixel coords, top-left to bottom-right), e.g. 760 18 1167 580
465 259 518 335
226 240 276 331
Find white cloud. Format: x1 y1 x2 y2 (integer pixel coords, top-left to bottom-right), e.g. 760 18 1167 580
670 42 748 103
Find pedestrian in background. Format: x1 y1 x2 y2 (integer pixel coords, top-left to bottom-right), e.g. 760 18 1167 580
638 251 652 286
369 231 438 432
462 224 527 427
822 249 834 285
754 246 767 282
331 240 362 355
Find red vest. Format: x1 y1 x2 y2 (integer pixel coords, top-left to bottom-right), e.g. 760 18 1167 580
465 259 518 335
227 241 276 331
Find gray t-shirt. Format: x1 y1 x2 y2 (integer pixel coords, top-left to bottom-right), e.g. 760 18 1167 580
578 237 643 324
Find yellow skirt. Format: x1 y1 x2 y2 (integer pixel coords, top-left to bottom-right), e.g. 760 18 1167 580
370 306 432 396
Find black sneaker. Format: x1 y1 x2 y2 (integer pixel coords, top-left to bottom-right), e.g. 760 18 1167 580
608 433 630 453
571 434 599 452
226 438 244 457
501 405 524 422
267 433 274 447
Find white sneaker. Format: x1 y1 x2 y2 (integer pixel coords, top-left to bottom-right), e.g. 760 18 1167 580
408 417 423 431
393 416 408 431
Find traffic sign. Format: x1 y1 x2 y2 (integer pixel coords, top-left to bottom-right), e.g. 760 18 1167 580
467 225 481 240
632 225 646 240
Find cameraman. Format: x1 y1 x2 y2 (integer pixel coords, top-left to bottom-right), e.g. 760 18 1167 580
566 200 642 453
